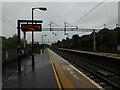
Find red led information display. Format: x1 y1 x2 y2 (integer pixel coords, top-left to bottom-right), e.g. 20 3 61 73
21 24 42 31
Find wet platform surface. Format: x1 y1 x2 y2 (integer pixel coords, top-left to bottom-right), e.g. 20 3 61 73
2 49 58 88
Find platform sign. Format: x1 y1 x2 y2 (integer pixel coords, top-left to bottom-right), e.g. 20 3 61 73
117 45 120 51
21 24 42 31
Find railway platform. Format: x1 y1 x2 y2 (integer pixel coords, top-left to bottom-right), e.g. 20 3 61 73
2 49 58 89
58 48 120 59
2 48 102 89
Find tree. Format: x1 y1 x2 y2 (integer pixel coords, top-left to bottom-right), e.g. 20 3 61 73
2 34 25 49
72 34 80 49
2 36 8 48
51 27 120 52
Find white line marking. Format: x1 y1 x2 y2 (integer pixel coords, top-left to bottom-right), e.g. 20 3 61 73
66 67 80 80
72 74 79 80
27 61 31 65
70 71 74 74
66 67 71 71
72 75 76 78
21 66 24 71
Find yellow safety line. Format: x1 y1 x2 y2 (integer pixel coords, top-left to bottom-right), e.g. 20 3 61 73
50 56 62 90
48 49 75 88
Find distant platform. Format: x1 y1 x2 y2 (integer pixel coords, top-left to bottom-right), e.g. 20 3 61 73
58 48 120 59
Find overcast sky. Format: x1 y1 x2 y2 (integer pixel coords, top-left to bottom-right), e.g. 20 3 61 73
1 0 119 44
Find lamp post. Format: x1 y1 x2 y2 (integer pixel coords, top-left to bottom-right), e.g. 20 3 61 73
32 7 47 71
42 35 47 52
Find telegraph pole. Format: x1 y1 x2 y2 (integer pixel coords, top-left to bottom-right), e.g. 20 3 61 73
64 22 66 35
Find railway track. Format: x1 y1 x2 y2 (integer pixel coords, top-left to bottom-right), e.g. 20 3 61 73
53 49 120 89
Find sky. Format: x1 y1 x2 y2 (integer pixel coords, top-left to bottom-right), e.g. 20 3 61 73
0 0 119 44
118 2 120 24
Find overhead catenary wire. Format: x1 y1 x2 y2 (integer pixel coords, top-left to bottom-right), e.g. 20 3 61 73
0 14 16 26
93 3 118 29
0 14 16 29
91 2 117 18
73 0 105 25
0 17 16 29
64 2 117 30
64 2 79 22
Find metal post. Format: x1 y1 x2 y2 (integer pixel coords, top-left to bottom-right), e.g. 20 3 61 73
93 29 96 51
42 35 44 53
42 35 43 46
23 32 26 54
104 24 106 28
32 9 35 71
23 31 27 74
48 39 49 44
64 22 66 35
50 22 52 31
17 20 21 74
116 23 119 27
